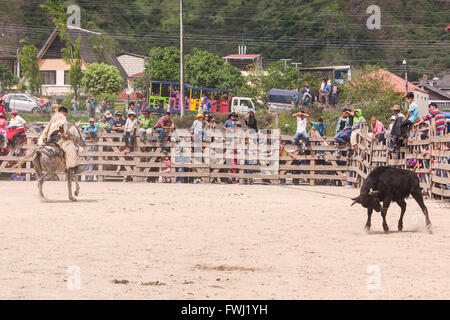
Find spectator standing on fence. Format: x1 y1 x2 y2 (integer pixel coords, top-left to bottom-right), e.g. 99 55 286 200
292 111 310 151
400 92 418 138
138 109 154 143
385 116 397 151
84 118 99 141
330 81 341 106
112 111 126 133
154 112 174 144
310 117 327 157
98 115 112 133
123 111 137 154
370 115 386 143
414 102 446 136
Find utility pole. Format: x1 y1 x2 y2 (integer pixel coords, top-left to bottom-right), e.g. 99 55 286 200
280 58 292 70
180 0 185 118
403 59 408 108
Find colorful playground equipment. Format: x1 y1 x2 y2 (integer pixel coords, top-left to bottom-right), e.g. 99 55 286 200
147 81 231 114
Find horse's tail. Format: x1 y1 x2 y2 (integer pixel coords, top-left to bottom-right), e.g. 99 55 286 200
12 147 39 169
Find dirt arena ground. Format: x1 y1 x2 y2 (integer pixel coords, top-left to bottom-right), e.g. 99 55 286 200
0 181 449 300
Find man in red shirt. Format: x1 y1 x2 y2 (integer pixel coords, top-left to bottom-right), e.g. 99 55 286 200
414 103 446 136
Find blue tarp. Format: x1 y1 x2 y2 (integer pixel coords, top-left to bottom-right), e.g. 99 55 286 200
268 88 296 104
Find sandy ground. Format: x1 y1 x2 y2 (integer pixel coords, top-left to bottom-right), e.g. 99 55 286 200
0 181 449 300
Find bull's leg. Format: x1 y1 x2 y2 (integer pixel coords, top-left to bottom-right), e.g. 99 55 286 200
381 200 391 233
396 199 407 231
365 208 373 232
411 190 432 230
67 169 76 201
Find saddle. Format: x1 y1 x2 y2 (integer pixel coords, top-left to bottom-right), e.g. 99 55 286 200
39 141 65 159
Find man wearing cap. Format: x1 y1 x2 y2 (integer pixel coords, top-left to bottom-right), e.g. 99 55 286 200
112 111 126 133
138 109 154 143
38 107 79 170
83 118 99 141
414 102 446 135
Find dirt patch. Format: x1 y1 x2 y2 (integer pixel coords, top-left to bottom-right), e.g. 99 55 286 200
195 264 260 272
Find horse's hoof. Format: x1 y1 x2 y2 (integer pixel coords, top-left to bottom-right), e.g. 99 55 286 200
398 225 403 231
74 191 79 197
69 197 77 202
364 226 370 233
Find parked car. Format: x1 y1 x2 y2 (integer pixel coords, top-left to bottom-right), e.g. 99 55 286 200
5 93 43 114
230 97 256 114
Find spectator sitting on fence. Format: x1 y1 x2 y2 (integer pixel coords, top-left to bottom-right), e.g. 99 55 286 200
224 112 242 131
280 140 297 160
292 111 310 151
385 115 397 151
84 118 99 141
104 110 115 127
369 115 386 143
112 111 126 133
98 115 112 133
310 117 327 157
138 109 154 143
191 114 206 142
414 102 446 136
123 111 137 154
154 112 175 146
209 115 217 129
400 92 419 138
334 109 351 148
349 109 366 152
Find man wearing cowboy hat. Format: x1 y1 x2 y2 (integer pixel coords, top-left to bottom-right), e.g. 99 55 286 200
224 112 242 131
391 104 405 119
104 110 115 127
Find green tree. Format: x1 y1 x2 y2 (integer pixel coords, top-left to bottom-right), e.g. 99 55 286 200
145 46 180 82
18 43 41 95
41 0 83 99
0 64 19 90
185 48 246 92
133 75 147 92
81 63 123 98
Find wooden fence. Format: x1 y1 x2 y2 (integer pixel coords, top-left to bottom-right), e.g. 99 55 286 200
1 125 449 199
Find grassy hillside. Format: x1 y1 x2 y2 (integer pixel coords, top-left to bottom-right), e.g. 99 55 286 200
1 0 449 80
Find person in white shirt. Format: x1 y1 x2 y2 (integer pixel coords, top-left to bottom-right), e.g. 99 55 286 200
8 110 26 129
7 110 26 147
292 111 310 149
123 111 137 153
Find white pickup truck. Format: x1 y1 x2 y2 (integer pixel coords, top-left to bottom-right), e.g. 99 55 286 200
230 97 256 114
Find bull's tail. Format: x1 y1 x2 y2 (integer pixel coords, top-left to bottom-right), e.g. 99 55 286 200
12 147 38 169
33 152 43 178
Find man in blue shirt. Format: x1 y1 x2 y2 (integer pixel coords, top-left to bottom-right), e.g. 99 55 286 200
400 93 418 138
84 118 99 141
323 81 331 107
201 96 212 114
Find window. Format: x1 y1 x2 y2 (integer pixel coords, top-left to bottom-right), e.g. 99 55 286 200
64 70 70 85
41 71 56 85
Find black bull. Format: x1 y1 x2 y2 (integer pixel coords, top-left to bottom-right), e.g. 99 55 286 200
351 166 432 233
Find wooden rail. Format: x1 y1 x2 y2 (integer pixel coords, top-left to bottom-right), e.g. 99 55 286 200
1 125 449 199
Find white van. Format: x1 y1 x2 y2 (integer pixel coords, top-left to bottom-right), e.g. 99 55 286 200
230 97 256 114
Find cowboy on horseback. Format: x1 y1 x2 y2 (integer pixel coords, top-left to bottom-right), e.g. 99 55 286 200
38 106 79 170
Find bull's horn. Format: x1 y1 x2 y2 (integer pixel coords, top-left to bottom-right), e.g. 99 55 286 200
351 200 358 206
